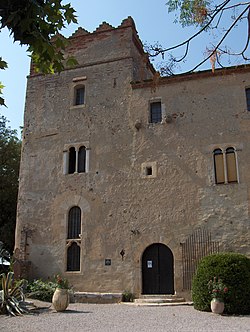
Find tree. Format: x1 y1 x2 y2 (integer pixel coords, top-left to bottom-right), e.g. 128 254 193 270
0 116 21 253
147 0 250 74
0 0 77 105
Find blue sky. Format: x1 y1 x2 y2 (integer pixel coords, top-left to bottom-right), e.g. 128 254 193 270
1 0 248 136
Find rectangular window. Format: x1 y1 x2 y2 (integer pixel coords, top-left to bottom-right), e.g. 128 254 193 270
150 102 162 123
75 87 85 105
245 88 250 111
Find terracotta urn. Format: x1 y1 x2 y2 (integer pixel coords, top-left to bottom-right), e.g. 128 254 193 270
210 299 224 314
52 288 69 312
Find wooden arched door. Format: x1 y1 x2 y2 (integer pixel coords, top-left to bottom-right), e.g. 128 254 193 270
142 243 174 294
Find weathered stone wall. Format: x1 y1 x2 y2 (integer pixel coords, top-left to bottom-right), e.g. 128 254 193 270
16 17 250 299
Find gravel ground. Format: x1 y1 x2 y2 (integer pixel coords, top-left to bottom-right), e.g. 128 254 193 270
0 301 250 332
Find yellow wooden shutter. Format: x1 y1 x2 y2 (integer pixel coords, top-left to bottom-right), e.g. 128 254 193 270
226 150 237 183
214 152 225 184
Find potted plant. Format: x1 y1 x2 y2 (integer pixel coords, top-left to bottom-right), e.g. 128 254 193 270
52 274 69 312
208 277 228 314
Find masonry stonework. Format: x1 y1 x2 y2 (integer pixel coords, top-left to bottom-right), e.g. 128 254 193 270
15 17 250 300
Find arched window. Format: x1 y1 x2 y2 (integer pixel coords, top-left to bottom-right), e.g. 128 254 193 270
213 149 225 184
74 85 85 105
78 146 86 173
67 206 81 239
67 206 81 272
67 242 80 271
226 147 237 183
68 147 76 174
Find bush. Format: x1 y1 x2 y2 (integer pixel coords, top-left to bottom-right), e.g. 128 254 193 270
122 290 135 302
26 279 58 302
192 253 250 315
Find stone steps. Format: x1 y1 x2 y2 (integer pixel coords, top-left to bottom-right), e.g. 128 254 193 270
133 295 192 306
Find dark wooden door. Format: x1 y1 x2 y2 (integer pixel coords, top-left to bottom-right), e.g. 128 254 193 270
142 243 174 294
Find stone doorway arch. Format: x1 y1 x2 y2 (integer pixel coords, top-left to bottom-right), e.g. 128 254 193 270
142 243 174 294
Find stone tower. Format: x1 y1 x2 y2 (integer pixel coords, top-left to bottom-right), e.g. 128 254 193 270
15 17 250 300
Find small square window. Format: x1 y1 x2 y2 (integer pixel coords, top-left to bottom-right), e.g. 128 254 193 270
146 166 152 176
141 162 157 178
150 102 162 123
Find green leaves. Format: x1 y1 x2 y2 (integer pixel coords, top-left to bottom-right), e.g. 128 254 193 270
0 116 21 252
167 0 211 27
0 0 78 74
0 272 29 316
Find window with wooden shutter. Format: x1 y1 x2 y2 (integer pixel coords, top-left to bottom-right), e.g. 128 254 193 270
213 149 225 184
226 147 237 183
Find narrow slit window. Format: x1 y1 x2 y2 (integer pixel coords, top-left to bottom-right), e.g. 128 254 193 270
146 166 152 176
67 242 80 271
213 149 225 184
68 206 81 239
150 102 162 123
78 146 86 173
226 147 237 183
245 88 250 111
68 147 76 174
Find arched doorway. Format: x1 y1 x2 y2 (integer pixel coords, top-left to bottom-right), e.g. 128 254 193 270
142 243 174 294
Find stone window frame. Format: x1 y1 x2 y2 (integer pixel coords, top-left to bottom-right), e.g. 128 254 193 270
61 195 89 275
63 142 90 175
70 76 87 109
212 145 240 185
148 98 166 125
141 161 157 178
66 206 82 272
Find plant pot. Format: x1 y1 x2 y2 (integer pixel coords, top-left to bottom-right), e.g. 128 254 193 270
52 288 69 312
211 299 224 314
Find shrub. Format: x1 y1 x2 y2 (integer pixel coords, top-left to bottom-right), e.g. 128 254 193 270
26 279 58 302
192 253 250 315
122 290 135 302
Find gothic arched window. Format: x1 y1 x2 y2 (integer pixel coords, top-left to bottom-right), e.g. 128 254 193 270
67 242 80 271
66 206 81 272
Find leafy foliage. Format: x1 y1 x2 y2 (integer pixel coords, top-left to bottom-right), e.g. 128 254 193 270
55 274 69 289
0 57 7 106
26 278 58 302
122 290 135 302
0 116 21 253
0 1 78 105
192 253 250 314
0 0 77 74
167 0 211 26
0 272 29 316
207 277 229 301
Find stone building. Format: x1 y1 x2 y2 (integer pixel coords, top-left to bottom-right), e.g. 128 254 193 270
15 17 250 300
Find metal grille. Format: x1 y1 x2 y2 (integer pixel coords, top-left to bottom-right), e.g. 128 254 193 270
150 102 162 123
182 228 219 290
